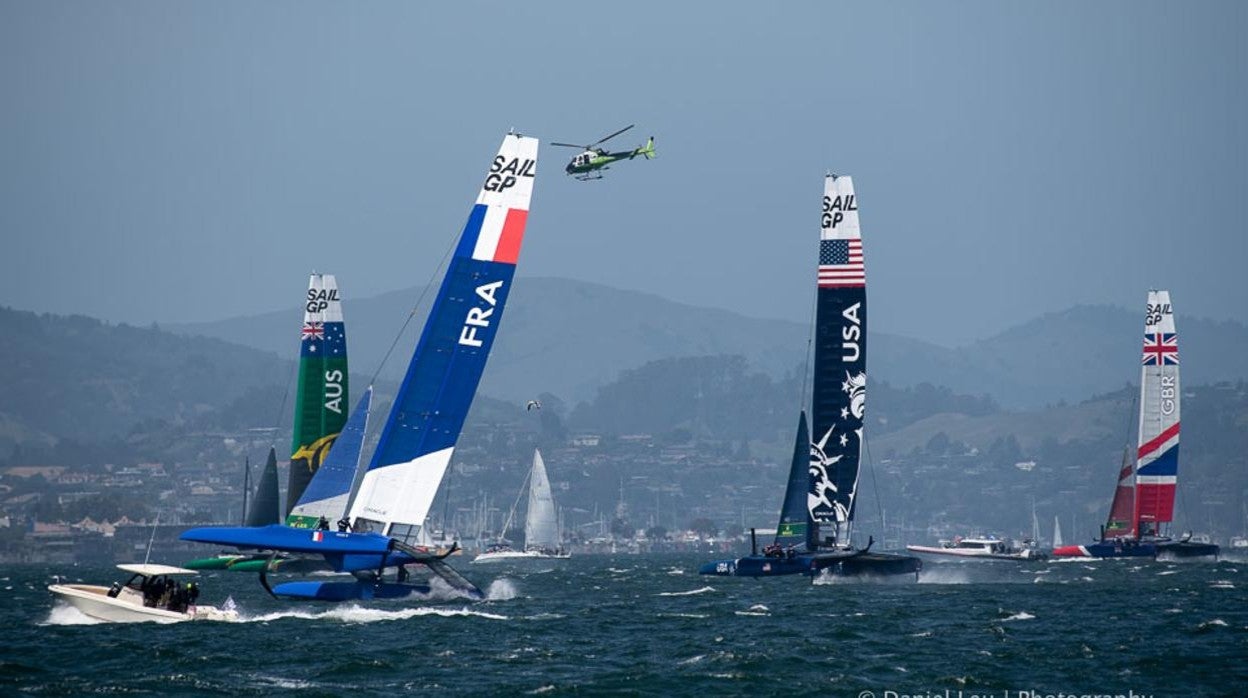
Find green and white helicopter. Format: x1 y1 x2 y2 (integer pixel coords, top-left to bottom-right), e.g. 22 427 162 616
552 124 655 180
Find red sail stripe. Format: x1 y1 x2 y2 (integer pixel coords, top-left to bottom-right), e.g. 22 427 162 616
1137 421 1180 460
493 208 527 265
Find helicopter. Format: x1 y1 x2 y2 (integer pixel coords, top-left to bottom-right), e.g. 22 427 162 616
552 124 655 180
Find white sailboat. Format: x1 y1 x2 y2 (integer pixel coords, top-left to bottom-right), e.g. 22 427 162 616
473 450 570 563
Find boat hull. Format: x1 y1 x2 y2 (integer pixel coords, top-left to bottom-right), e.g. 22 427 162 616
700 550 922 579
471 550 571 564
906 545 1047 562
1052 541 1158 559
48 584 232 623
271 580 432 601
1156 541 1220 560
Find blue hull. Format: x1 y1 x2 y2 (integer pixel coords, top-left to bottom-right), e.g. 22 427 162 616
700 555 816 577
1053 541 1158 559
272 580 432 601
700 551 921 579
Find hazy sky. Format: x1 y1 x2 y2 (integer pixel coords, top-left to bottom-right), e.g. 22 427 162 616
2 2 1245 346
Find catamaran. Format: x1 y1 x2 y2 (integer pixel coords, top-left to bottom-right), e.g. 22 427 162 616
699 174 921 580
1052 291 1218 560
473 449 570 563
181 131 541 600
185 273 351 572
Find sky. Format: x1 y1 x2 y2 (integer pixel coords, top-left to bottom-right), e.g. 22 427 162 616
1 2 1245 347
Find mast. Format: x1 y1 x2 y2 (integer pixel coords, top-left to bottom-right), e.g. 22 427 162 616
288 273 349 516
1132 290 1180 539
808 174 867 549
348 133 538 542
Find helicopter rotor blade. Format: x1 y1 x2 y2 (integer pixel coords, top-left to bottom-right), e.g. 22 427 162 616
550 142 589 149
590 124 635 147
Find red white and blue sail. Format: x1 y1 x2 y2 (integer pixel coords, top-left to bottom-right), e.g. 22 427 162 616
808 174 866 546
1133 290 1180 536
348 134 539 541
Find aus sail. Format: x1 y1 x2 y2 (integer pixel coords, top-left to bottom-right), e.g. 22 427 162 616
809 175 866 545
288 273 349 517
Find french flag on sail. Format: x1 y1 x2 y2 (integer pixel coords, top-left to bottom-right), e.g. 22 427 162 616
456 204 529 265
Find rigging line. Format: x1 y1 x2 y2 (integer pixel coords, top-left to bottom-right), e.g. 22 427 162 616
499 463 534 544
799 283 818 414
862 432 885 541
367 227 461 388
270 358 297 450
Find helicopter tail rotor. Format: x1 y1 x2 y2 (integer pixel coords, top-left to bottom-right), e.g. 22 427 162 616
631 137 656 160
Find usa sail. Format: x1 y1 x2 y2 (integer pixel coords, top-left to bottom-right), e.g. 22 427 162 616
699 174 919 579
347 133 538 542
288 273 349 517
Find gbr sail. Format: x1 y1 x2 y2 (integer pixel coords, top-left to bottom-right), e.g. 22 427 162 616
1133 290 1180 537
288 274 349 517
349 134 538 541
808 175 867 547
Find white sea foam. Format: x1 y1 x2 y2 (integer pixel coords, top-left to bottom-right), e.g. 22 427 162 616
1209 580 1235 589
229 604 508 624
735 603 770 617
656 586 715 597
486 578 518 600
1001 611 1036 622
42 603 104 626
1198 619 1229 629
666 568 685 575
1157 570 1180 576
678 654 706 665
917 568 972 585
657 612 709 619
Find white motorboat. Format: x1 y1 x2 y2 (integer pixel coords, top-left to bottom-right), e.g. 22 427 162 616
48 563 237 623
907 536 1047 561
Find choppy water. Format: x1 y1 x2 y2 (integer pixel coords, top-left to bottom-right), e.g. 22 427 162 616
3 553 1246 696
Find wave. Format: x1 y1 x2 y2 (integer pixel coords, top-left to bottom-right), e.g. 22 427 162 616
485 578 519 601
228 604 509 624
655 586 715 597
41 603 104 626
1000 611 1036 622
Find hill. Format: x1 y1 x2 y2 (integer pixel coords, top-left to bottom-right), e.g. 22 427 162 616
171 278 1248 409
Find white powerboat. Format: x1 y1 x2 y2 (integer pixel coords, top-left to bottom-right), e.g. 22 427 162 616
48 564 237 623
906 536 1047 561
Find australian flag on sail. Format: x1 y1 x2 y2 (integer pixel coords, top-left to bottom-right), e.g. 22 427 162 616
818 239 865 288
302 321 346 358
1141 333 1178 365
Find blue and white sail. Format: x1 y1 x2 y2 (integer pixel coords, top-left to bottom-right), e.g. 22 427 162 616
348 133 539 542
286 386 373 528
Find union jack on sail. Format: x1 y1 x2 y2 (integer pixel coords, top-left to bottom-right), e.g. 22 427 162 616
1141 333 1178 365
301 322 325 341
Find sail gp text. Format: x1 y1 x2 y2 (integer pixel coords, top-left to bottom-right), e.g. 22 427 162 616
861 690 1153 698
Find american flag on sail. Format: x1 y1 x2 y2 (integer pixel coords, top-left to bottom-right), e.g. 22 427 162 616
1141 333 1178 365
818 239 864 288
301 322 324 340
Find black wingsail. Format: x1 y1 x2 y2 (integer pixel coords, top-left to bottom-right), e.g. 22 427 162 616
808 174 867 548
774 411 811 549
